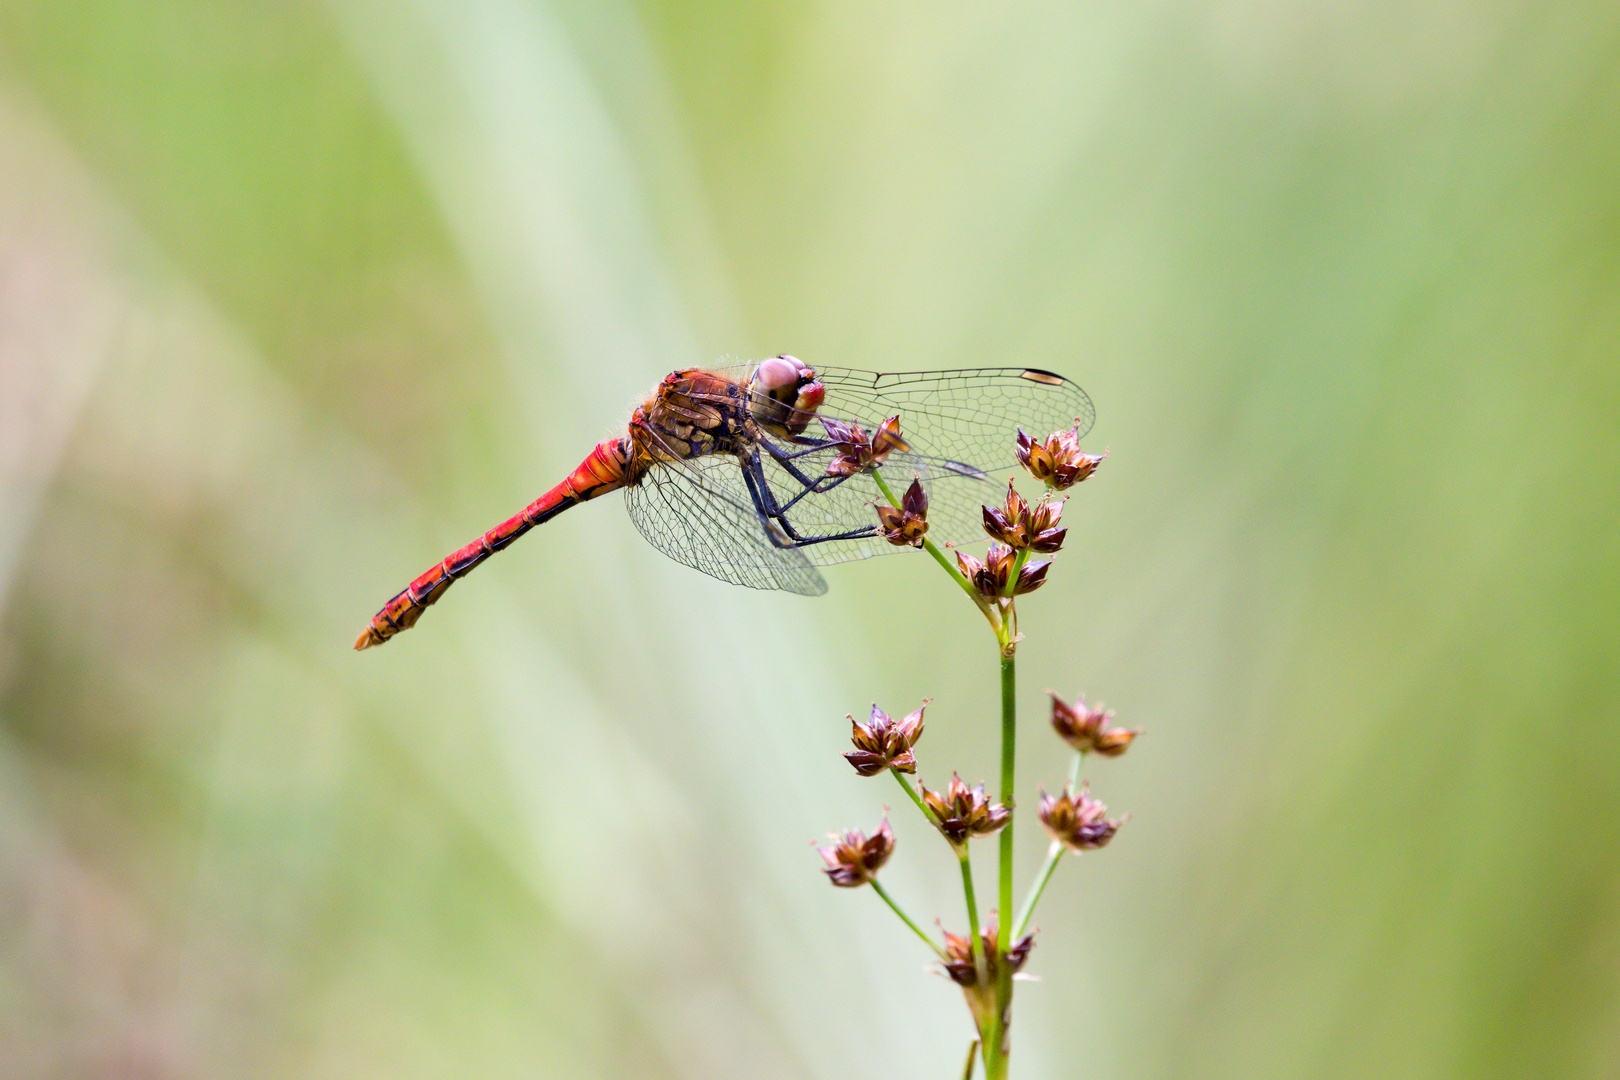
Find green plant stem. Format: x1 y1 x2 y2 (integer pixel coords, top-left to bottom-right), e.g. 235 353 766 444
871 471 982 604
959 848 988 987
1014 840 1064 943
880 464 1028 1078
997 651 1017 952
982 648 1018 1080
868 878 947 960
1013 752 1084 940
889 767 932 823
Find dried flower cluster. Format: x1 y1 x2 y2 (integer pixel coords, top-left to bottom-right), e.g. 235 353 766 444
1015 425 1106 489
942 918 1034 988
818 818 896 887
956 543 1051 599
955 480 1071 602
844 701 928 776
922 773 1011 847
822 414 909 477
875 477 930 547
981 480 1066 552
1049 692 1140 758
1038 784 1126 852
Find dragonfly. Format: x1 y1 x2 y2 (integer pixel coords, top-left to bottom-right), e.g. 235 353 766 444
354 357 1093 649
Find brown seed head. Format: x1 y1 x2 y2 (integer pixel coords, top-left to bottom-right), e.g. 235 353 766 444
875 478 930 547
980 480 1069 554
957 543 1052 599
941 917 1035 987
1049 691 1139 757
1014 559 1052 595
921 773 1011 846
844 700 929 776
981 481 1031 547
1025 498 1067 553
871 415 909 461
822 414 911 477
1016 426 1107 490
1038 784 1125 852
818 817 896 887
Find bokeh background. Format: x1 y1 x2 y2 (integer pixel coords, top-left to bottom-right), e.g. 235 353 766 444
3 1 1617 1077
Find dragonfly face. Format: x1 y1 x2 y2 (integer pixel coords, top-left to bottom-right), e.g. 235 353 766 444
746 355 827 438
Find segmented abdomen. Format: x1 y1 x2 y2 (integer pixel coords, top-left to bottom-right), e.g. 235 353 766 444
352 437 631 649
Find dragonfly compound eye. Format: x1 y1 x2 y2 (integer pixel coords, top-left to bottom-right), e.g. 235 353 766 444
753 355 804 393
751 355 825 436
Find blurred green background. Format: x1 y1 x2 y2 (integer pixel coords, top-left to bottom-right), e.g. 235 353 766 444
2 1 1617 1077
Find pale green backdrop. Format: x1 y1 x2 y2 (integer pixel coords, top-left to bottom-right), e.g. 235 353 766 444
2 1 1616 1078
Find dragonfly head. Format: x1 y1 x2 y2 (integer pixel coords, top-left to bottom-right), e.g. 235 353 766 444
749 355 825 437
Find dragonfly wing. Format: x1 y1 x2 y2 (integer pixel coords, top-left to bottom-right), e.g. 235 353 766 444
815 365 1093 456
622 453 828 596
748 366 1092 562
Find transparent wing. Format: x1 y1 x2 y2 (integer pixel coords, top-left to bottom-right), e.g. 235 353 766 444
812 365 1094 457
747 365 1095 564
622 452 828 596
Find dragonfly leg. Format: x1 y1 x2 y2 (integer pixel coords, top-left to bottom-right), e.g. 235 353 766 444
772 434 840 462
760 439 857 515
740 453 882 550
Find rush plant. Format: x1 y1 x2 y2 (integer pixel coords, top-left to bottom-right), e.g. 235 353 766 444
818 428 1132 1079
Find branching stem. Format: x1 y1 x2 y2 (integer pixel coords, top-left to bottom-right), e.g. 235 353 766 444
1014 752 1084 940
868 878 947 960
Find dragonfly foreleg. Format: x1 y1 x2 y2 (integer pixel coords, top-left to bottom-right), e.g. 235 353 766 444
760 439 854 515
771 434 841 462
740 452 880 550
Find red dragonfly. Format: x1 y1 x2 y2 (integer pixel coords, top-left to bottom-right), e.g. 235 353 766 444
354 357 1093 649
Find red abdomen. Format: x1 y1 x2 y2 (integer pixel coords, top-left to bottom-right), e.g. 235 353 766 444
353 437 632 649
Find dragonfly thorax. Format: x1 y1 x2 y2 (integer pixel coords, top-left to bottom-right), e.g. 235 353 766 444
631 369 761 467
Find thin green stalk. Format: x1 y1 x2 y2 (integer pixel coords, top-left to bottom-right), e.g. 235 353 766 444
1014 840 1064 943
889 767 932 823
1002 548 1030 597
868 878 947 960
983 648 1019 1080
1013 752 1084 939
922 533 983 603
997 652 1017 954
872 470 980 603
959 848 988 987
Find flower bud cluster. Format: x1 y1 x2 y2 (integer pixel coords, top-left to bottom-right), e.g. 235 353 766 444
981 481 1066 552
818 818 896 887
843 701 927 776
956 544 1050 600
1038 784 1126 852
1016 425 1105 489
1049 692 1139 758
942 918 1034 988
921 773 1010 847
822 414 908 477
875 477 930 547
